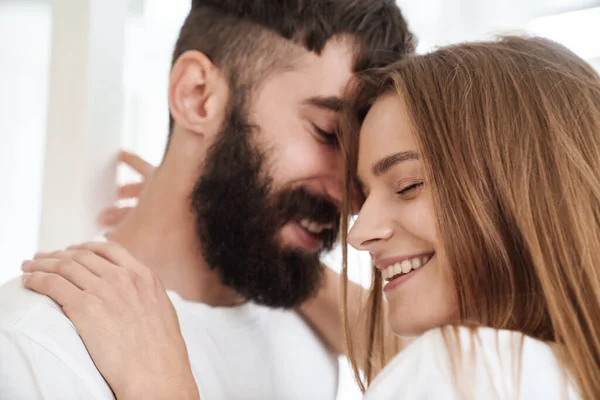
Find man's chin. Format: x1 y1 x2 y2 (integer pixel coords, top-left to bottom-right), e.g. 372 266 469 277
218 253 325 309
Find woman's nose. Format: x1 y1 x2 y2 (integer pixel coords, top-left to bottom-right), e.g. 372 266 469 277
347 202 394 251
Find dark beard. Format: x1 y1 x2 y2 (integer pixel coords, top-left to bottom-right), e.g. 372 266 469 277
190 104 340 308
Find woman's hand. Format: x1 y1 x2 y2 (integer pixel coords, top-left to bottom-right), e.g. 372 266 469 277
21 242 199 400
98 151 156 228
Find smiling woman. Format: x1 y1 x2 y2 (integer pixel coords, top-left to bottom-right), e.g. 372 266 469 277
339 35 600 399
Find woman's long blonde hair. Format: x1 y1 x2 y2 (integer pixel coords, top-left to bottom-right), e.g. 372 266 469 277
340 36 600 399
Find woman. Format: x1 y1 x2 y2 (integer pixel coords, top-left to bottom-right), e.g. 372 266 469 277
22 36 600 399
339 35 600 399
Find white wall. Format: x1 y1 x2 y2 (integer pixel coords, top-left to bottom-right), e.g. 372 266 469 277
38 0 127 254
0 1 51 284
399 0 600 53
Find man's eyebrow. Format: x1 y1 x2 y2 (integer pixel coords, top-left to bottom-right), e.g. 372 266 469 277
372 151 419 176
303 96 344 112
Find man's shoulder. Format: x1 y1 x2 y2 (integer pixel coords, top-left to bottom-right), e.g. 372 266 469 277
0 277 114 399
0 276 85 366
0 276 68 331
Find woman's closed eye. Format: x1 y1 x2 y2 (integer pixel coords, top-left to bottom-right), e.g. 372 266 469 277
396 181 424 197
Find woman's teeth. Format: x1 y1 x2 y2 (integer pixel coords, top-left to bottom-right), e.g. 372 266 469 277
299 218 332 235
381 254 432 281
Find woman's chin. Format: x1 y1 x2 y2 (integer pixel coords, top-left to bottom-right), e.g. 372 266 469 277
391 324 429 338
387 297 459 338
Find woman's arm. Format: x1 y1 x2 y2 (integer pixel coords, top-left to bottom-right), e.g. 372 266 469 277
22 242 199 400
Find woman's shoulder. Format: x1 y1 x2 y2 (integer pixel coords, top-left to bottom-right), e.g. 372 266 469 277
365 326 580 400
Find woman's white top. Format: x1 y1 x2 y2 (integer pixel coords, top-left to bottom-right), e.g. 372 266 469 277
365 326 580 399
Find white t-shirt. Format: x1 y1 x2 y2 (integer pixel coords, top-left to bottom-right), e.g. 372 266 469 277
0 276 338 399
365 326 580 399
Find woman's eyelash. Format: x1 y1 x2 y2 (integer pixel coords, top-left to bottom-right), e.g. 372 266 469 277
397 182 423 195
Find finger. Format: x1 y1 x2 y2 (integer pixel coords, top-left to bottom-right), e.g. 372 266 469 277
33 250 80 262
22 257 101 290
117 182 144 200
119 151 155 178
34 250 67 260
22 271 83 308
97 206 134 227
35 249 120 278
69 242 143 273
32 251 53 260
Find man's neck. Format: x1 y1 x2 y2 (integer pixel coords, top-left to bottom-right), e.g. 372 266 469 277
107 160 245 307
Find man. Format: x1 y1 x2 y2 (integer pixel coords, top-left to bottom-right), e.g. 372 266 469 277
0 0 414 398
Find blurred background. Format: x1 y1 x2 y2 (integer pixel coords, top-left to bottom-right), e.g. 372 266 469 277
1 0 599 398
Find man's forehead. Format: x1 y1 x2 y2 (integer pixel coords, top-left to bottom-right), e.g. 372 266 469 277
249 36 356 116
293 36 356 96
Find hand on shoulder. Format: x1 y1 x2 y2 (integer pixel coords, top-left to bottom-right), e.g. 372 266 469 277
22 241 199 400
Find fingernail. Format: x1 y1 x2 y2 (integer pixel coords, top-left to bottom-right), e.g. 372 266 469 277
99 210 116 225
21 261 32 271
21 273 31 283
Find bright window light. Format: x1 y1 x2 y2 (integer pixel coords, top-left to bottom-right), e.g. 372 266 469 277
526 7 600 60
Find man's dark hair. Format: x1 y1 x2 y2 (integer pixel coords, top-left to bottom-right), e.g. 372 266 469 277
167 0 416 134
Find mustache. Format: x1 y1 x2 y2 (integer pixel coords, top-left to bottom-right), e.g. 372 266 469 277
274 187 341 248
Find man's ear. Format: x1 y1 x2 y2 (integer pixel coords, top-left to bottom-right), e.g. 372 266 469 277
168 51 229 139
